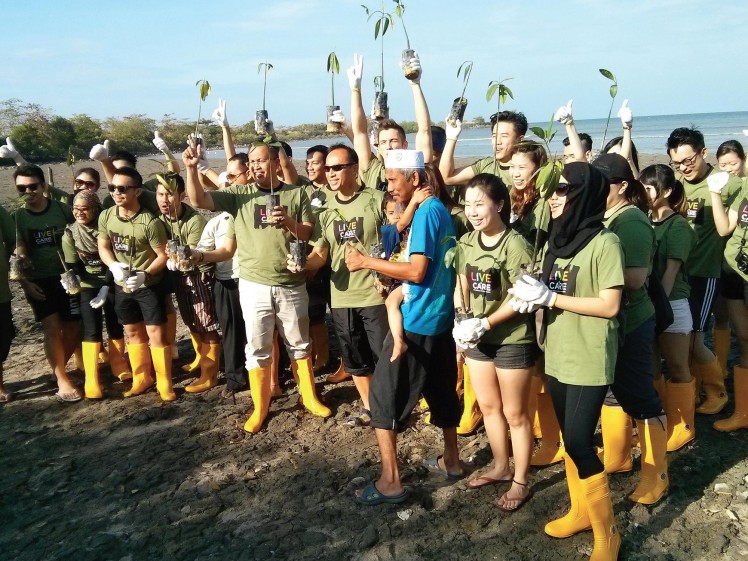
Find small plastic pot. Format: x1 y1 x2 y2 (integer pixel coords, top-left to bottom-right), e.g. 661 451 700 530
454 308 474 322
9 255 25 281
176 244 193 272
401 49 420 81
369 242 384 279
372 92 389 120
167 239 180 266
326 105 342 133
265 193 280 225
447 97 468 126
61 270 81 295
255 110 269 135
289 239 308 269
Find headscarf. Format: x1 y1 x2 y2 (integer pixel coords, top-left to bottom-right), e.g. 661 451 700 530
68 191 102 254
542 162 608 281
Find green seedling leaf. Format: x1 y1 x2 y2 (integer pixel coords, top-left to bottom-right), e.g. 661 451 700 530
486 82 499 102
530 126 546 140
327 52 340 74
458 61 473 81
599 68 616 82
501 84 514 100
609 84 618 99
535 160 563 200
196 79 211 101
374 17 381 38
361 4 370 15
155 173 177 193
444 245 457 269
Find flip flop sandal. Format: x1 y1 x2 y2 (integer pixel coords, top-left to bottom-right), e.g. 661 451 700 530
345 409 372 427
495 481 534 512
55 389 83 403
423 455 465 481
467 474 513 489
355 481 409 506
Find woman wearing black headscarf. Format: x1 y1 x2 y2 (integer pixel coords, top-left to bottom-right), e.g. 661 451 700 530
509 162 624 561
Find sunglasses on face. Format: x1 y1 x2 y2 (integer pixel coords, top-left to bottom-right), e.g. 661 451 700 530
108 184 137 194
16 183 41 193
554 184 570 196
324 163 355 173
74 179 98 189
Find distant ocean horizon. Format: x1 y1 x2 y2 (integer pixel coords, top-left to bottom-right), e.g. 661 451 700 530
204 111 748 161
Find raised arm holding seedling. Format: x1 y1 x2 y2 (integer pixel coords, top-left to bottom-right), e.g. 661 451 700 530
211 98 236 161
152 131 180 174
616 99 637 177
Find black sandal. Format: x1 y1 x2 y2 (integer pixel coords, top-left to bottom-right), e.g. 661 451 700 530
495 480 533 512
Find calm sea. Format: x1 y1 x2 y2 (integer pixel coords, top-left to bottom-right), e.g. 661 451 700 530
204 111 748 161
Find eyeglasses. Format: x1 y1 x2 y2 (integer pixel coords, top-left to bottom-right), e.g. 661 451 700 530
74 179 98 189
16 183 42 193
554 184 570 196
670 152 700 170
324 163 356 173
108 184 138 194
226 170 248 181
72 206 92 213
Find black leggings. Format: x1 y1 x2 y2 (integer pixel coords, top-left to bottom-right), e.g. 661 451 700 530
80 287 124 342
547 377 607 479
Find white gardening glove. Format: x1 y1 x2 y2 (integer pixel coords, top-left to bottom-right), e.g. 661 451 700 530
108 262 129 283
89 285 109 309
211 98 228 127
286 254 303 274
369 129 377 151
0 137 27 164
510 296 542 314
400 51 422 83
617 99 633 128
445 115 462 140
554 100 574 125
455 317 491 343
707 171 731 194
166 259 177 271
152 131 169 153
508 274 558 308
347 53 363 90
90 140 111 161
452 321 477 349
329 109 346 123
124 271 146 292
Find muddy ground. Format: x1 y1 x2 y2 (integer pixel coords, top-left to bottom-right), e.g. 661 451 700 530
2 157 748 561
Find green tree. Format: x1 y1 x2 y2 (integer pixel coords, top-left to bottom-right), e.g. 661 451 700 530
69 114 104 158
104 114 156 155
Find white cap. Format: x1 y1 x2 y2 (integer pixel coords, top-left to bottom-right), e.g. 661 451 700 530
385 149 425 170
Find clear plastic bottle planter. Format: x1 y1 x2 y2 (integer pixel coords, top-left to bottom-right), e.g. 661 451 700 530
254 110 270 135
289 239 307 269
326 105 342 133
447 97 468 126
372 92 389 120
60 269 81 295
400 49 420 81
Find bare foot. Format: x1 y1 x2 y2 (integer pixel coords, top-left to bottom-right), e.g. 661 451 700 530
0 385 13 403
270 384 283 398
390 339 408 362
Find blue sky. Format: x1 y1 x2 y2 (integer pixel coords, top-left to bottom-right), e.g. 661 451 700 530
4 0 747 127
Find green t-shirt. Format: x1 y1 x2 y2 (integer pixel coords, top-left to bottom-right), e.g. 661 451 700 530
456 229 535 346
97 206 167 287
47 185 73 206
652 213 695 301
14 199 73 279
725 184 748 282
681 166 742 278
545 230 624 386
361 159 386 191
303 182 334 213
470 157 512 187
212 182 313 287
313 188 385 308
158 205 212 274
102 189 160 216
603 205 655 334
0 205 15 303
512 199 550 245
62 225 107 289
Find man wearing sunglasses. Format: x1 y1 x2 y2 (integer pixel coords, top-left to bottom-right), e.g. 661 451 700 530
667 127 742 415
183 141 331 432
13 164 82 402
97 167 174 401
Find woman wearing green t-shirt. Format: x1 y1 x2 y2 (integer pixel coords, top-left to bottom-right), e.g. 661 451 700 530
509 162 623 560
508 141 549 244
641 164 696 451
451 173 535 511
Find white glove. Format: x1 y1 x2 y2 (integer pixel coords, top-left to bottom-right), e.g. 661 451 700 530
617 99 633 128
211 98 228 127
369 129 378 151
508 274 558 308
0 137 26 164
707 171 731 194
90 140 111 161
445 115 462 140
329 109 345 123
286 254 303 273
152 131 169 152
554 100 574 125
743 129 748 137
399 51 421 83
452 321 477 349
89 286 109 309
454 317 490 343
510 296 542 314
108 262 129 283
166 259 177 271
347 53 363 90
125 271 146 292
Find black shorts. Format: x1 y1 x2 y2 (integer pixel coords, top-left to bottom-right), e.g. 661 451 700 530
114 281 167 326
79 286 124 342
25 276 81 322
464 342 536 369
331 305 388 376
369 329 461 431
0 301 14 362
688 276 719 332
721 265 747 301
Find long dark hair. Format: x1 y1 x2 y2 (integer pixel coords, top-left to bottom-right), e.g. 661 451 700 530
510 141 547 219
639 164 687 216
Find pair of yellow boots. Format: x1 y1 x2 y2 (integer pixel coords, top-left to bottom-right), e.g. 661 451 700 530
79 338 133 399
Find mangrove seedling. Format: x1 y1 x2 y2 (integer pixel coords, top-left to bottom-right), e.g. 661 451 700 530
326 51 341 132
448 61 473 126
195 79 211 140
362 1 394 118
598 68 619 154
256 62 274 135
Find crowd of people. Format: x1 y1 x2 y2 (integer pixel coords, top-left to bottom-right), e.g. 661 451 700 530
2 52 748 561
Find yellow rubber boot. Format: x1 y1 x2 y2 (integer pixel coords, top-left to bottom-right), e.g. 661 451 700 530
665 379 696 451
529 375 543 439
186 342 220 393
151 345 176 402
457 363 483 435
245 366 272 433
713 327 731 379
182 332 203 373
545 454 591 538
124 342 155 397
108 338 133 382
580 472 621 561
714 365 748 432
82 341 103 399
531 390 564 466
292 357 332 418
310 322 329 371
166 311 178 360
629 417 669 504
326 359 351 384
598 405 633 474
695 358 728 414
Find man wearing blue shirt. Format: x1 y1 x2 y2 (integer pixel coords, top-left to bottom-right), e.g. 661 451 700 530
345 150 461 505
